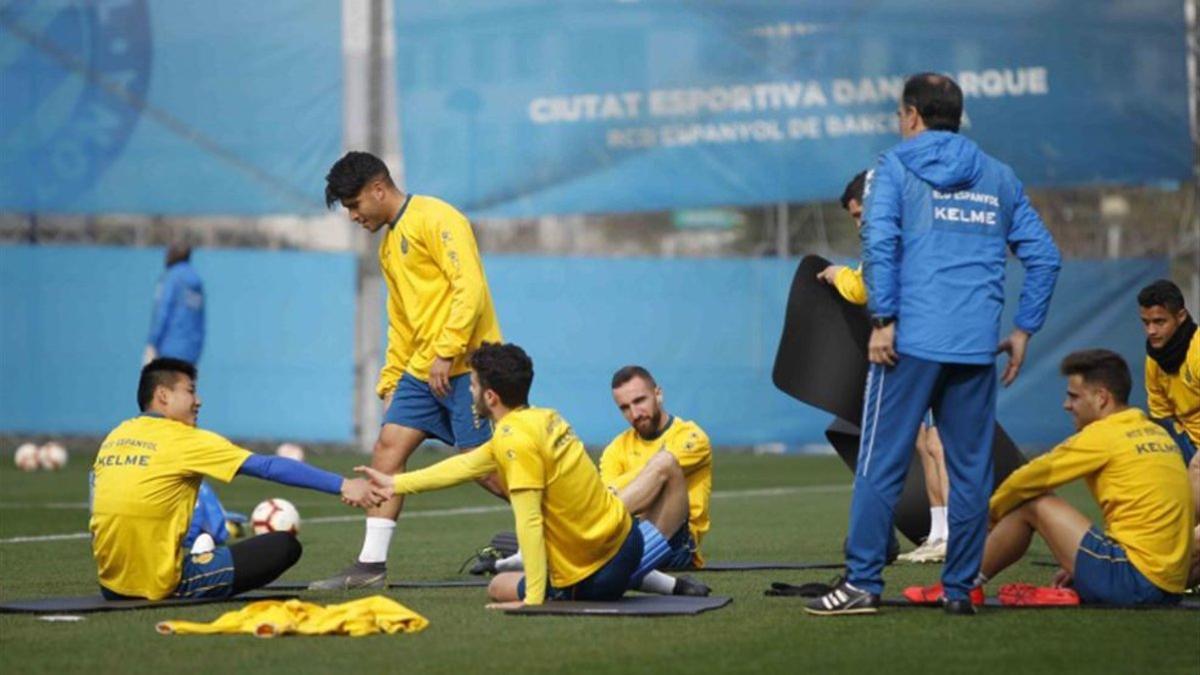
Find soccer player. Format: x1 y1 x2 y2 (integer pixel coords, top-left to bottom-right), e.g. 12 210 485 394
807 73 1061 617
909 350 1196 605
819 171 950 564
144 243 204 365
90 359 380 601
357 343 684 606
313 151 504 590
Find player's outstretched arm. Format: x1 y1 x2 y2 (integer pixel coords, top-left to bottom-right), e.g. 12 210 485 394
237 455 382 508
355 444 497 496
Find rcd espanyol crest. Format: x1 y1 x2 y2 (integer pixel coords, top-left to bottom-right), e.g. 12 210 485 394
0 1 151 208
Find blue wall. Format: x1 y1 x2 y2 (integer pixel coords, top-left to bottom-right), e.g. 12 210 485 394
0 245 355 441
0 245 1166 447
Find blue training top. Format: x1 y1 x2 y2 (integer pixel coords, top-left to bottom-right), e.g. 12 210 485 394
148 261 205 364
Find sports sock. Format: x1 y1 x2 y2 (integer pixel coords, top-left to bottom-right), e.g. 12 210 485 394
972 572 990 588
928 506 948 542
357 517 395 564
495 551 524 572
638 570 677 595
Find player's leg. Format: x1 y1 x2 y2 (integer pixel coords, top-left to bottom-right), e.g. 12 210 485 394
1189 451 1200 521
979 494 1091 582
930 363 995 608
489 572 524 602
229 532 303 595
899 423 949 563
618 451 688 535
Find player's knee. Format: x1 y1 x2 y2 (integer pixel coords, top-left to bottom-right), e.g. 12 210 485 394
283 532 302 567
372 438 411 472
1188 451 1200 475
648 451 681 481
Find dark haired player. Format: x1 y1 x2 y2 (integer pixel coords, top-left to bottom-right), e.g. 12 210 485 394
90 359 380 601
908 350 1196 605
358 343 690 606
313 151 504 590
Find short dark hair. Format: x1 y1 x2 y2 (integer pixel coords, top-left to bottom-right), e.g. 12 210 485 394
1060 349 1131 405
165 243 191 267
1137 279 1186 314
137 358 197 411
840 171 867 210
611 365 657 390
902 73 963 133
324 151 394 208
470 342 533 408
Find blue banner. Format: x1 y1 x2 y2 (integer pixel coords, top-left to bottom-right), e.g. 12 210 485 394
1 1 341 215
395 1 1191 217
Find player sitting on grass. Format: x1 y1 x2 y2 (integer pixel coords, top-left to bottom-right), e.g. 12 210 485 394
358 343 702 606
471 364 711 596
907 349 1197 606
90 358 381 601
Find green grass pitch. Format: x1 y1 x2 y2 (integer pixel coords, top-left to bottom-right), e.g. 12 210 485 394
1 449 1196 674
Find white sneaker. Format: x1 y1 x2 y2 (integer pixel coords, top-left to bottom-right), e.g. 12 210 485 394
904 538 947 563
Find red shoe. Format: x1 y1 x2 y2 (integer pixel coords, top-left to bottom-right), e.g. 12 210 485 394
902 582 985 606
997 583 1079 606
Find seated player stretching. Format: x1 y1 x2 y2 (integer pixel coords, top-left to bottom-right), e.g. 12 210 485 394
90 358 380 601
479 365 712 596
359 343 694 606
910 349 1197 605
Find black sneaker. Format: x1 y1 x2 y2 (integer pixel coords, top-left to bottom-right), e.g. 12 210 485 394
672 575 711 597
803 581 880 616
307 561 387 590
943 598 977 616
467 547 503 576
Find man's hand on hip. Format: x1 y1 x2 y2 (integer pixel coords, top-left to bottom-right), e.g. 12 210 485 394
997 329 1031 387
868 324 898 366
429 356 453 398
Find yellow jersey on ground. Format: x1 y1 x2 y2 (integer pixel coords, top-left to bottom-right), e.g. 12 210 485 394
377 194 502 396
833 264 868 306
1145 329 1200 445
391 407 630 592
90 415 250 599
599 417 712 566
989 407 1195 593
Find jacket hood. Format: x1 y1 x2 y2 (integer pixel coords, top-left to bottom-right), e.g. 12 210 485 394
893 131 984 191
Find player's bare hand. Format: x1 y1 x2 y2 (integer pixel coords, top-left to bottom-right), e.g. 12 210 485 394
997 328 1030 387
380 389 395 409
868 324 897 366
340 477 381 508
142 345 157 365
355 465 396 496
429 357 453 398
816 265 844 285
484 601 525 610
1051 567 1073 588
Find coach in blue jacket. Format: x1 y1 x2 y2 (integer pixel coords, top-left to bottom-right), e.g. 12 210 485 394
807 74 1061 616
144 244 205 366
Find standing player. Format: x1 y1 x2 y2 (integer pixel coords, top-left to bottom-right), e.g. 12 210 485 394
91 358 380 601
144 243 204 365
807 73 1061 616
819 171 951 564
358 343 684 606
312 151 503 590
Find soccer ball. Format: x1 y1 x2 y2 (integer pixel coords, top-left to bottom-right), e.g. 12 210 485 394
251 498 301 535
37 442 68 470
13 443 39 471
275 442 306 462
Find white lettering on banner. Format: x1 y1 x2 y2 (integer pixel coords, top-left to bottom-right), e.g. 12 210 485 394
661 120 785 146
957 67 1048 98
529 92 643 124
649 82 826 117
934 206 998 225
824 113 896 136
831 77 906 105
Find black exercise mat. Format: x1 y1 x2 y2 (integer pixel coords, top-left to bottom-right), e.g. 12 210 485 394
506 595 732 617
877 597 1200 611
668 561 844 572
826 418 1025 546
266 579 489 591
0 592 288 614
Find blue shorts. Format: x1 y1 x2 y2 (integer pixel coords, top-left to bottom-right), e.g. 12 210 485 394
518 518 645 601
661 524 698 570
1073 528 1179 606
175 546 236 598
384 372 491 449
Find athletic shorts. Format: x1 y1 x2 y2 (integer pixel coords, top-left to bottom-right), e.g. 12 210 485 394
175 546 236 598
518 518 645 602
1073 528 1179 606
383 372 491 449
660 524 698 570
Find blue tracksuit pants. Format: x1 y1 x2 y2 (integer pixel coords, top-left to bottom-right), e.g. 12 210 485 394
846 353 996 601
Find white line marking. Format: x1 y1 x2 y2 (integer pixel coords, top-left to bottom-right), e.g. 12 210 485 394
0 483 850 545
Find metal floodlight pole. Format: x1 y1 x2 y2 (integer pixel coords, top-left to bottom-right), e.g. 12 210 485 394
1188 0 1200 310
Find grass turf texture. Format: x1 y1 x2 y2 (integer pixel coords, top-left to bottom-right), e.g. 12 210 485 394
1 450 1196 674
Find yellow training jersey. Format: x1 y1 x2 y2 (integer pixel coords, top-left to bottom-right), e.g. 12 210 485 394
833 264 868 306
989 408 1195 593
90 415 250 599
1145 329 1200 445
599 417 712 566
377 194 502 396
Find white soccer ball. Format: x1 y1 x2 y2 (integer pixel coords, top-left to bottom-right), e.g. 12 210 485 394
274 442 306 462
37 442 68 470
13 443 39 471
251 498 301 535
